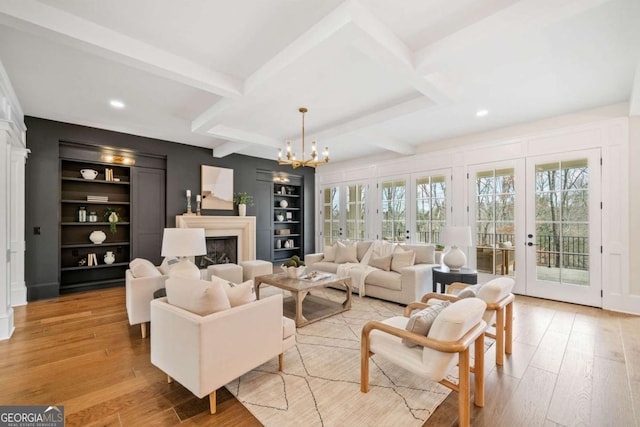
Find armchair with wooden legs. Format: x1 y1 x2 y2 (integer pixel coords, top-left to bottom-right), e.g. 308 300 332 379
421 277 515 366
361 298 487 427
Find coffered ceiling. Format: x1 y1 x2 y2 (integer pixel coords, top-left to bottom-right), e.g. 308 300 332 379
0 0 638 163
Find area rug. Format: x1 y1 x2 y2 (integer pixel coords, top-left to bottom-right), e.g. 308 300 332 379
226 288 492 426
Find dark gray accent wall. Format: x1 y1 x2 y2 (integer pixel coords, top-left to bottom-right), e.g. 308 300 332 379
25 116 316 301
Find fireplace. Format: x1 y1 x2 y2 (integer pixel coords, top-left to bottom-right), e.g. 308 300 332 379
175 216 256 263
196 236 237 268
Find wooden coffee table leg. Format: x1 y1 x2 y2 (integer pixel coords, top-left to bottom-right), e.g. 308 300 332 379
339 279 352 309
294 289 309 327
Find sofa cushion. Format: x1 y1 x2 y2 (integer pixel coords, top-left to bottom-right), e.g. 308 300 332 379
403 301 451 347
129 258 162 278
224 280 256 307
356 241 373 261
336 241 358 263
158 256 179 275
165 278 231 316
391 248 416 273
323 244 337 262
402 244 436 264
310 261 339 274
366 269 402 291
368 252 392 271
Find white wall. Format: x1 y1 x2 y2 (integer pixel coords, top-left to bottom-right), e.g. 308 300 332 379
629 117 640 296
316 104 636 314
0 60 27 340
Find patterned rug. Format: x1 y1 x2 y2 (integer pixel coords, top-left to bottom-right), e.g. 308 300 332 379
226 288 491 426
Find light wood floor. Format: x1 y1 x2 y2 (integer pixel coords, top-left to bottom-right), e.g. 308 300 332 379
1 287 638 426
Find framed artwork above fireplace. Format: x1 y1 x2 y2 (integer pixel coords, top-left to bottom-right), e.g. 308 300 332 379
201 165 233 210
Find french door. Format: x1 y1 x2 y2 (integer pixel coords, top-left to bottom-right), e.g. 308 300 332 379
378 172 449 243
525 150 601 306
320 182 367 247
470 149 601 306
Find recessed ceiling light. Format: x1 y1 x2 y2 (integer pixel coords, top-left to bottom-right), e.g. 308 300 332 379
109 100 125 109
476 109 489 117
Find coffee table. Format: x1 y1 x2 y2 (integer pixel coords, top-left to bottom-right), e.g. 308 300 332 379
254 272 352 327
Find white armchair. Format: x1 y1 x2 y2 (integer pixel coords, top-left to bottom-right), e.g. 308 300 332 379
150 293 296 414
361 298 487 427
125 269 168 338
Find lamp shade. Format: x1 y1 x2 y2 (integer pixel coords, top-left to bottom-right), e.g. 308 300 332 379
161 228 206 257
440 226 472 247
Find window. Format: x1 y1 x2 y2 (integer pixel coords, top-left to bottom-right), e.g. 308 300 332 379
415 175 446 243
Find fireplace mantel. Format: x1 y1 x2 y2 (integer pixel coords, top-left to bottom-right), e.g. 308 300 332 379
175 216 256 262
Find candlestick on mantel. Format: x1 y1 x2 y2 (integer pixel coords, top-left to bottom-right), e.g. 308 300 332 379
186 189 191 197
196 195 201 202
186 190 192 213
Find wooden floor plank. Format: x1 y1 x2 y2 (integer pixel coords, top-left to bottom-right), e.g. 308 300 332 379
2 288 639 427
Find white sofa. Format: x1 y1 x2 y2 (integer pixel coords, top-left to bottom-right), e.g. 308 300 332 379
305 241 442 305
150 292 296 414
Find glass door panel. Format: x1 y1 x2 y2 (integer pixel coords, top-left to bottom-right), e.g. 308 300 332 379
322 186 341 246
474 168 516 276
381 178 407 242
345 183 366 241
415 175 447 243
526 150 601 306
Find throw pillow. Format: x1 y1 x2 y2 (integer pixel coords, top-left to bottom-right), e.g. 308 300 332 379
368 252 392 271
166 278 231 316
391 248 416 273
224 280 256 307
323 243 337 262
456 287 478 299
403 301 451 348
158 256 179 275
402 244 436 264
129 258 161 278
335 241 358 264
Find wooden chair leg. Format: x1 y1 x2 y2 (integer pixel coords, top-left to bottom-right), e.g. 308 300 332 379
474 332 485 407
361 331 370 393
505 301 513 355
278 353 284 371
495 308 505 366
167 375 173 384
140 322 147 338
458 348 471 427
209 390 216 414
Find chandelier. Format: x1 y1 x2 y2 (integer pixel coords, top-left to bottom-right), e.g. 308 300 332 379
277 107 329 168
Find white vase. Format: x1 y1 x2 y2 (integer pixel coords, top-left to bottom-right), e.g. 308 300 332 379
238 203 246 216
89 230 106 244
108 212 118 223
104 251 115 264
276 214 284 222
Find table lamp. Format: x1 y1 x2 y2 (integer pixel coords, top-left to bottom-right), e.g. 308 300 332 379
440 226 472 271
161 228 206 279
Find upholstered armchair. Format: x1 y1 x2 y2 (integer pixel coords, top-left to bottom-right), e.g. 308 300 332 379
361 298 487 427
125 266 168 338
150 293 296 414
421 277 515 365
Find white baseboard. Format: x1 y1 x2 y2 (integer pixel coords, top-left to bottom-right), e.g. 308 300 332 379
604 294 640 315
11 282 27 306
0 308 15 340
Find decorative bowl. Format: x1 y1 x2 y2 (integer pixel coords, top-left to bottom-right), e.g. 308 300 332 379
279 199 288 208
282 265 306 278
80 169 98 180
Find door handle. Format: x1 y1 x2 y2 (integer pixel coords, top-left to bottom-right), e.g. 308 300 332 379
527 242 536 246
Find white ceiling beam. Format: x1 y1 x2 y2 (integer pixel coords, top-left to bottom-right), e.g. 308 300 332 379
243 1 354 94
414 0 617 72
192 98 237 133
355 131 415 156
207 125 282 148
212 141 250 158
630 63 640 116
0 1 242 98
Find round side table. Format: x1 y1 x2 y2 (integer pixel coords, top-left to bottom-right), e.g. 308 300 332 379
432 266 478 293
